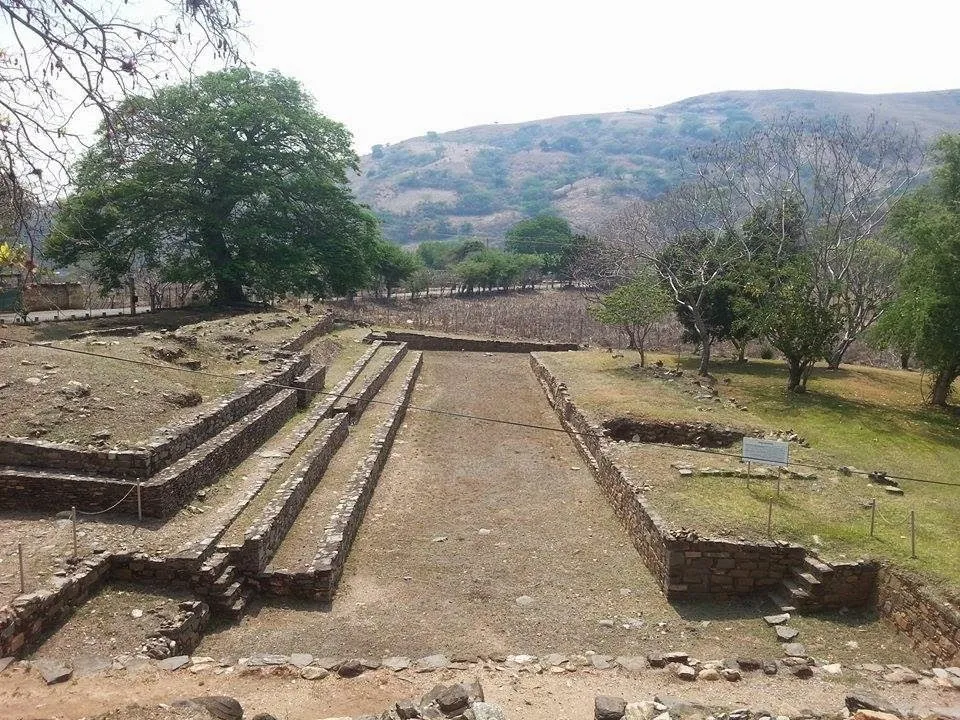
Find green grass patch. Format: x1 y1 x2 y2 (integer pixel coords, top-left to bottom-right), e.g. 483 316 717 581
542 350 960 592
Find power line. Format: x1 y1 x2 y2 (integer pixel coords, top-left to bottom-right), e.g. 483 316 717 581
0 332 957 490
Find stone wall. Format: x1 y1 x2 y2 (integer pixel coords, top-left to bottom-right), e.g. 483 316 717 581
529 354 877 604
0 555 112 657
877 567 960 665
294 364 327 409
0 354 308 478
333 343 408 420
258 353 423 600
0 389 299 517
237 414 351 574
817 560 880 608
280 311 335 352
378 330 579 353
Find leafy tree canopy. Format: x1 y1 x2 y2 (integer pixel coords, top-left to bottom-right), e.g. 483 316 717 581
47 68 380 303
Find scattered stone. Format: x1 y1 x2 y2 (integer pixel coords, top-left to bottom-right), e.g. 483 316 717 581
662 651 689 664
337 658 365 677
299 666 328 680
131 608 143 619
763 613 790 625
60 381 91 397
721 668 742 681
158 655 191 671
435 684 470 714
762 660 778 675
415 654 450 672
289 653 313 668
598 618 616 629
161 389 202 407
668 663 696 681
882 668 921 683
775 625 799 641
515 595 535 607
646 653 666 669
782 643 806 657
36 660 72 685
72 656 112 677
24 377 42 386
736 657 761 671
395 699 420 719
382 656 411 672
698 667 720 681
595 695 628 720
790 664 814 679
821 663 843 675
186 696 243 720
845 694 900 716
590 655 614 670
852 712 901 720
472 702 507 720
615 656 646 674
624 701 662 720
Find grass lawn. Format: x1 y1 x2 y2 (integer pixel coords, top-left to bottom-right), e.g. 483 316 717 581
540 350 960 594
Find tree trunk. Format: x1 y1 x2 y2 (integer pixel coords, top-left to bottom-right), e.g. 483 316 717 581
930 364 959 406
900 350 910 370
786 358 805 393
733 339 747 363
691 311 712 376
129 279 137 316
826 338 854 370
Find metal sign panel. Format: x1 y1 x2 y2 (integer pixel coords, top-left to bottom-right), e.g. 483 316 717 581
742 437 789 467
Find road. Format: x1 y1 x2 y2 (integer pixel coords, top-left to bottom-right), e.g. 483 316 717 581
0 304 154 324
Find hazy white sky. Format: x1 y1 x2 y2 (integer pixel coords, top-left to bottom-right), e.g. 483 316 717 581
242 0 960 154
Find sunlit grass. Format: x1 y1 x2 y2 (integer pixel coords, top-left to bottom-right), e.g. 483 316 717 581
542 350 960 591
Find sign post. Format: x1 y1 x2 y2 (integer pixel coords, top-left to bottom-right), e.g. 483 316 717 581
742 437 789 500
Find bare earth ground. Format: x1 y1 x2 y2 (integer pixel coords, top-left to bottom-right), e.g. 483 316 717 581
0 662 957 720
198 352 923 667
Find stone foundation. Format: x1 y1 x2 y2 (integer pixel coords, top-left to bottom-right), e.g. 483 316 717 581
376 330 579 353
877 567 960 665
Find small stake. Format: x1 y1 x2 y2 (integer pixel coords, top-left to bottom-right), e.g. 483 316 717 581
71 506 78 559
17 541 25 594
910 509 917 559
776 474 781 498
870 498 876 538
136 479 142 522
766 499 773 538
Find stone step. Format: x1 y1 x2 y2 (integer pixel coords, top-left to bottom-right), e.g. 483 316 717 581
791 568 823 592
782 578 812 601
802 555 832 578
768 591 797 613
211 566 238 592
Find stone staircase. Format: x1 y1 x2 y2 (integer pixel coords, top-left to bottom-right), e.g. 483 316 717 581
196 551 252 621
769 555 832 612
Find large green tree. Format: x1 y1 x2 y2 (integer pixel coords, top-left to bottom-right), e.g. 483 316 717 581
505 214 580 281
48 68 380 303
876 136 960 406
589 270 672 366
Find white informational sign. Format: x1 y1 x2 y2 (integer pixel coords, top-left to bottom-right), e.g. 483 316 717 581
742 437 789 467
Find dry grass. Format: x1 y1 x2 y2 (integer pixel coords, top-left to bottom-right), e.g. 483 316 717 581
540 350 960 591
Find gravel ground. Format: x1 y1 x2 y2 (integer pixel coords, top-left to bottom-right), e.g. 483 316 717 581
0 662 956 720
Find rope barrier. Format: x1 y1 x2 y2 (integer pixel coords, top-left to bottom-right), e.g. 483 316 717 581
74 482 139 516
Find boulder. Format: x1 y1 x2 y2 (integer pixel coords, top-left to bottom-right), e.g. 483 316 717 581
35 660 72 685
187 696 243 720
337 658 365 677
668 663 697 681
775 626 799 641
782 643 807 657
595 695 627 720
436 684 470 714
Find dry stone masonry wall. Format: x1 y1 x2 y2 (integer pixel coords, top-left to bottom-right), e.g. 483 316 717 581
258 352 423 599
877 567 960 665
377 329 579 353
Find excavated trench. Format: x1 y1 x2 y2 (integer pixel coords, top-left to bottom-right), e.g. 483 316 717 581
601 417 746 448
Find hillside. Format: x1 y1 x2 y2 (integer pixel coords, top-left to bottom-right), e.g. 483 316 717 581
352 88 960 244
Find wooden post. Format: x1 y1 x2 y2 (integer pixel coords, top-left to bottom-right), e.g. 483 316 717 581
137 479 142 522
870 498 876 538
776 474 781 498
910 510 917 558
71 506 78 559
766 499 773 538
17 542 25 594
